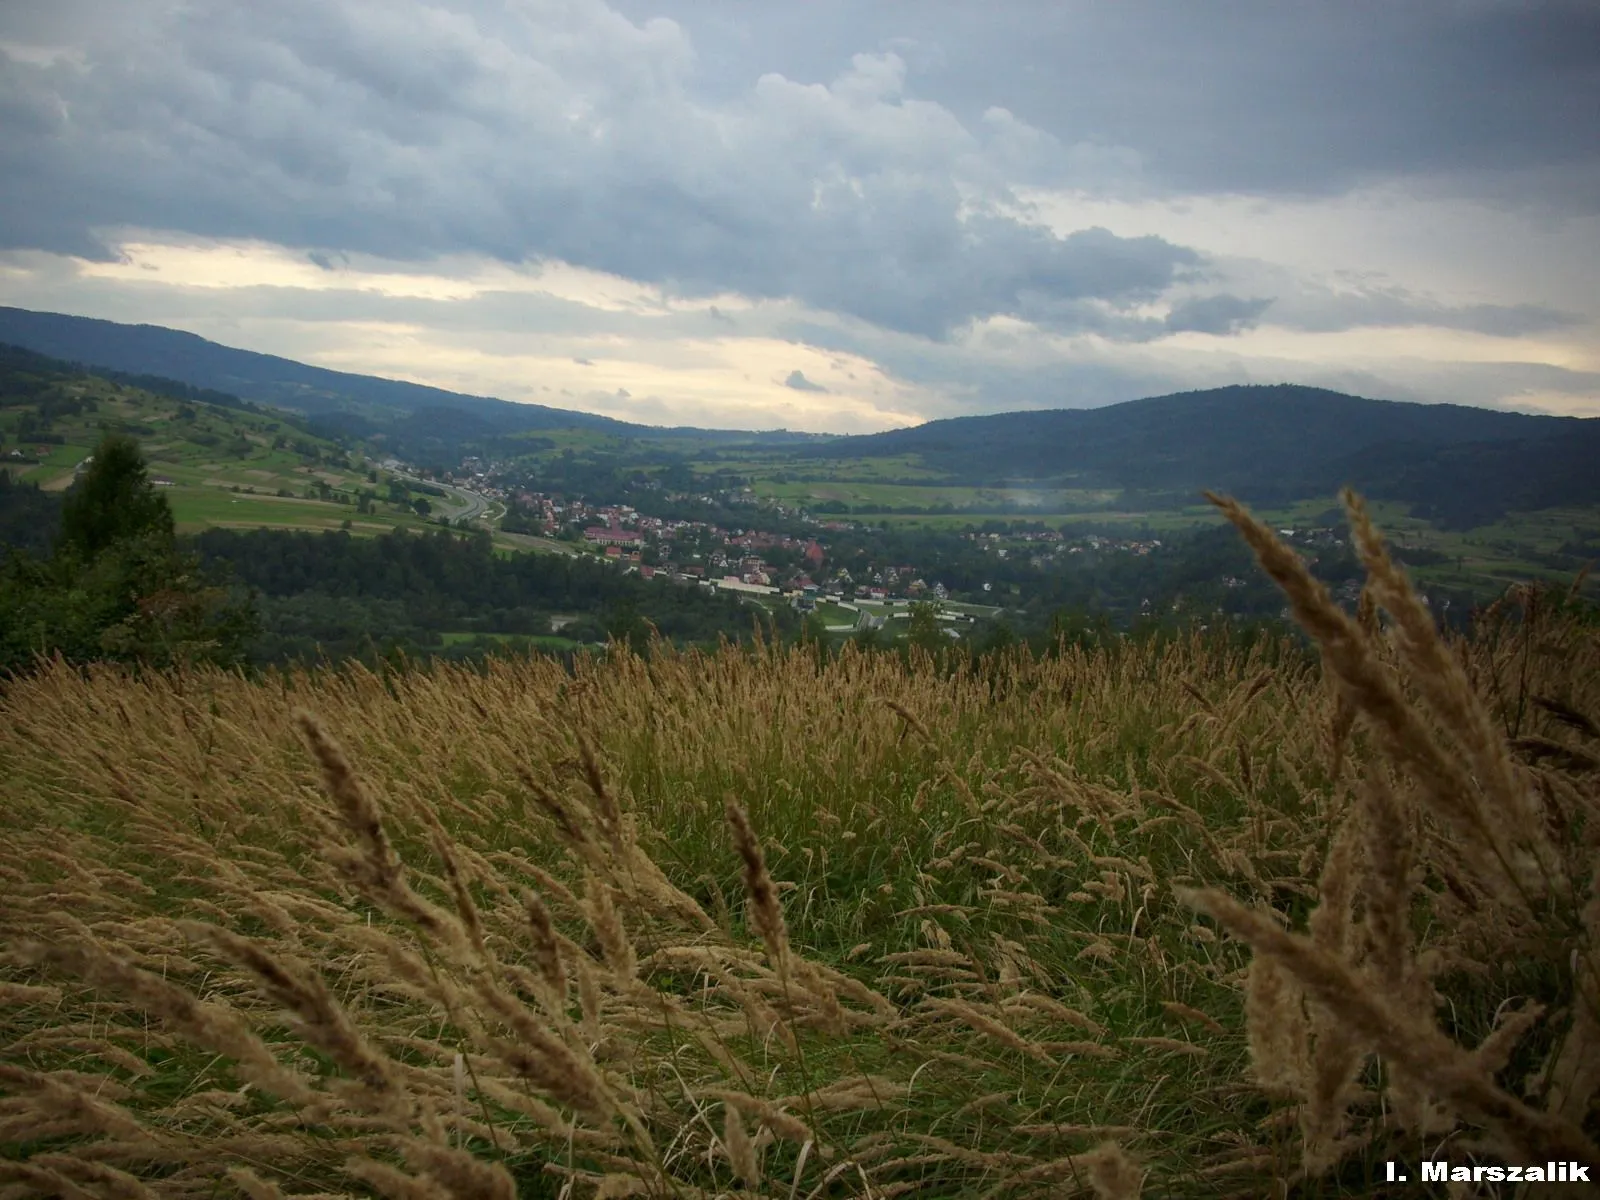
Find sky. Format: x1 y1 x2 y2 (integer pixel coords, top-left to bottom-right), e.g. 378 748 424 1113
1 1 1597 433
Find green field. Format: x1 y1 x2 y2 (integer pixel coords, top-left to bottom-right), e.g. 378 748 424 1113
1252 498 1600 597
701 453 948 483
491 530 579 556
809 599 858 627
939 599 1005 618
165 487 438 535
437 631 586 650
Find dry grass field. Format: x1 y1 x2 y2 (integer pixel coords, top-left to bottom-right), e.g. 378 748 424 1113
1 493 1596 1197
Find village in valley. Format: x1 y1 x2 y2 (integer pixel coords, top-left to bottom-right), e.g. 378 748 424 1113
375 447 1308 643
474 480 985 636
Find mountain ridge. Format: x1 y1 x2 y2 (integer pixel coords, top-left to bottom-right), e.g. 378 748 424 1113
0 305 635 434
806 383 1600 521
3 305 1597 526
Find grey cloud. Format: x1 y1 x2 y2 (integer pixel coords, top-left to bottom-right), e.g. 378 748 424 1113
577 384 895 433
1 0 1593 426
608 0 1600 213
1266 285 1584 338
0 1 1212 339
1437 304 1584 339
773 316 1182 417
1165 294 1273 336
784 369 827 392
1387 358 1600 404
573 356 594 365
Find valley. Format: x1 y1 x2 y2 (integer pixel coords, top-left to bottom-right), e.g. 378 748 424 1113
3 311 1598 676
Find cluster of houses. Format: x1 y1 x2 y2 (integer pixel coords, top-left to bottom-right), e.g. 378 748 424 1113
580 512 825 564
969 530 1164 563
575 510 959 616
395 460 973 610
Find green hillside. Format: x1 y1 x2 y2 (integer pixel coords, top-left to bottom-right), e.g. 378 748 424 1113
0 343 455 543
0 306 834 467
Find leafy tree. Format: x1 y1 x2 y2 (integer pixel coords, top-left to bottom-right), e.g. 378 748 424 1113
851 623 884 651
58 434 174 560
604 599 653 655
0 434 257 674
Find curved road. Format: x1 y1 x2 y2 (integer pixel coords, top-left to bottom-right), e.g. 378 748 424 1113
392 469 491 527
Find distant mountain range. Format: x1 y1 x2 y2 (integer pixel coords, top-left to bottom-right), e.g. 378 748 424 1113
809 384 1600 522
0 306 824 456
3 305 1597 527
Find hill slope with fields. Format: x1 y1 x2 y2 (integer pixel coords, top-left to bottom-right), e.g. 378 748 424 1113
0 305 627 432
0 341 461 544
0 307 834 464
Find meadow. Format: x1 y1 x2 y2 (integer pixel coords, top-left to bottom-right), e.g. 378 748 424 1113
0 494 1596 1197
168 490 415 535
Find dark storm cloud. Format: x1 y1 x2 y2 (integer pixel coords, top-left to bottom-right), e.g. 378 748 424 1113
25 0 1440 354
1 0 1594 430
0 0 1219 340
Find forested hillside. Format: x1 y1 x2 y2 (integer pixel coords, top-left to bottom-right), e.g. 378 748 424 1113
193 525 795 663
801 384 1600 523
